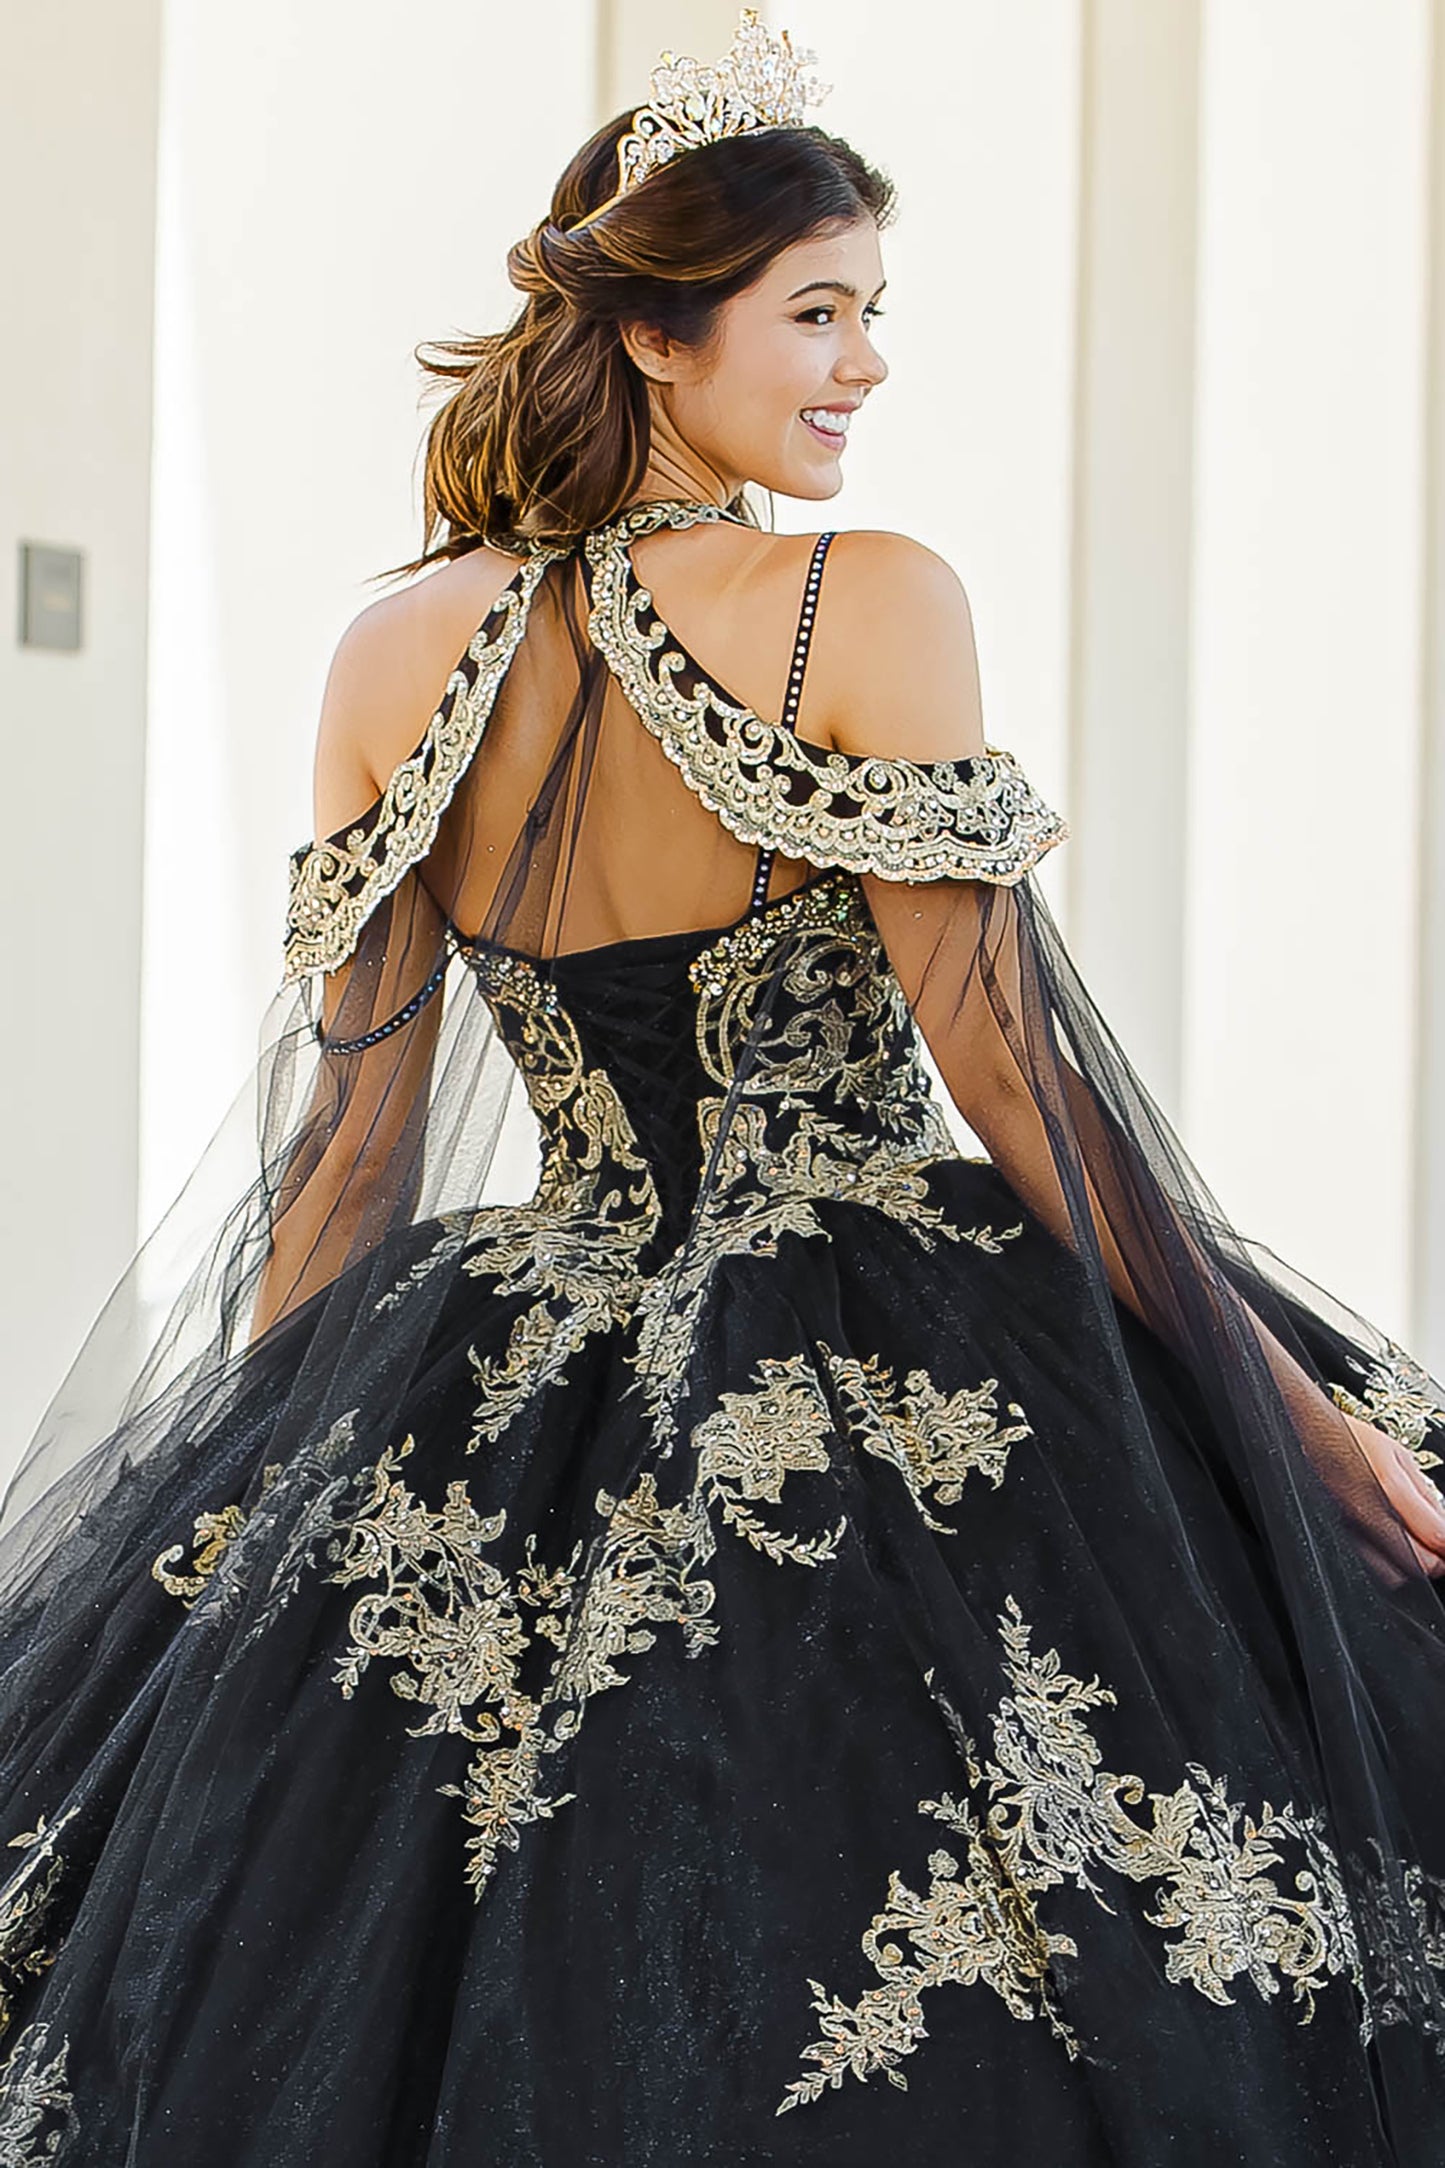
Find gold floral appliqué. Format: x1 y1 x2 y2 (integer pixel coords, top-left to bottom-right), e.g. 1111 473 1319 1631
0 2020 78 2164
778 1594 1385 2114
1327 1337 1445 1472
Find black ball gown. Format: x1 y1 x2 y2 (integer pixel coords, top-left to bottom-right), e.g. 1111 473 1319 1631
1 496 1444 2166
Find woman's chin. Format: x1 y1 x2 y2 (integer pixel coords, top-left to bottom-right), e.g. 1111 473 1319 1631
766 464 845 503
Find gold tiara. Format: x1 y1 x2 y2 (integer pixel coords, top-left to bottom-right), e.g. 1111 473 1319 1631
568 8 831 234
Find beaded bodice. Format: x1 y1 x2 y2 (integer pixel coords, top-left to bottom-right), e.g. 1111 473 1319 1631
455 864 959 1265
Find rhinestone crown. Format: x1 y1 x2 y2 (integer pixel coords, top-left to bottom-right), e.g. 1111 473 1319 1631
570 8 831 232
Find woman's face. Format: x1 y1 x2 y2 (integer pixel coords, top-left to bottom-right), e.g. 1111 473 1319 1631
628 216 889 502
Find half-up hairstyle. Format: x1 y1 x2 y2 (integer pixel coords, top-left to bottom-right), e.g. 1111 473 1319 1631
389 115 895 570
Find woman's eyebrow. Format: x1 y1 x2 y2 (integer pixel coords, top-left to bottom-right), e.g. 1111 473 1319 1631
785 278 888 301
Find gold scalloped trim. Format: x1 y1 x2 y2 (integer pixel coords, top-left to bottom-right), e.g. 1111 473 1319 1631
282 548 562 983
584 515 1069 884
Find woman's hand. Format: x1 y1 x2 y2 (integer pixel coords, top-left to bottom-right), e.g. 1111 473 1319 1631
1343 1413 1445 1578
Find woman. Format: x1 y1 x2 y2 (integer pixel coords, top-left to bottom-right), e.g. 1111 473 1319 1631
2 12 1444 2162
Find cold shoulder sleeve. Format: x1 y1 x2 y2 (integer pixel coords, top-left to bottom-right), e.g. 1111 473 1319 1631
634 720 1068 886
582 514 1068 885
253 545 568 1335
282 546 560 986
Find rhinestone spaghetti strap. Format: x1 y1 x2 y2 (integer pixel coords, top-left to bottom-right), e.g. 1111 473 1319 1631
748 530 837 913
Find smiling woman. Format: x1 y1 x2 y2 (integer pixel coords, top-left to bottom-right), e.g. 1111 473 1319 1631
3 12 1445 2168
623 235 887 486
383 99 896 566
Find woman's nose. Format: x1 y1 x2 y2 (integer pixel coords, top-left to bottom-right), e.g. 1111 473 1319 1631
847 339 888 391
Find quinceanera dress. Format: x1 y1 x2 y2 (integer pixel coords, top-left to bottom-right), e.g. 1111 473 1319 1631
1 495 1444 2168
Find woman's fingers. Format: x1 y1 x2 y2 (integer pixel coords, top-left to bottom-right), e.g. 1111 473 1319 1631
1390 1444 1445 1575
1394 1441 1445 1522
1344 1414 1445 1575
1407 1530 1445 1578
1378 1437 1445 1570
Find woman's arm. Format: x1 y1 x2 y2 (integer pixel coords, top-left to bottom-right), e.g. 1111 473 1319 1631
250 565 515 1343
812 530 1445 1576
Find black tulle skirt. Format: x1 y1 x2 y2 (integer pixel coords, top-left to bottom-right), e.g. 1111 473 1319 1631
2 1155 1439 2167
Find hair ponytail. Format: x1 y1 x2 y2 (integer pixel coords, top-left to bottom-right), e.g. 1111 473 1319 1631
410 232 648 552
382 114 894 575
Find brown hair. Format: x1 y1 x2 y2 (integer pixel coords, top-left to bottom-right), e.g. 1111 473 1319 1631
384 116 895 575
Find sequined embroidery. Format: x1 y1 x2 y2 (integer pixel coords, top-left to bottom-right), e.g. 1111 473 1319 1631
778 1596 1426 2113
0 2021 78 2164
778 1794 1084 2116
309 1342 1028 1896
455 946 662 1448
151 1470 281 1605
152 1412 363 1660
819 1344 1032 1534
690 1355 848 1567
629 870 1024 1443
282 547 562 984
584 504 1069 885
1327 1337 1445 1472
372 1214 480 1316
1345 1840 1445 2038
691 1341 1033 1559
319 1435 721 1899
0 1810 77 2053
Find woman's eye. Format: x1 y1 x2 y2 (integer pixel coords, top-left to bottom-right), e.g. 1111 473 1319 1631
795 304 886 327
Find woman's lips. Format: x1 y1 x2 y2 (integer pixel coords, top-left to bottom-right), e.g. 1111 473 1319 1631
800 411 850 449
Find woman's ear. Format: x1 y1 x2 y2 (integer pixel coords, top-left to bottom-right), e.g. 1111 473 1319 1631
620 319 678 384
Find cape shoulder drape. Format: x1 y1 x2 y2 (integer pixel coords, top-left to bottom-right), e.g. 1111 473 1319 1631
1 493 1443 2164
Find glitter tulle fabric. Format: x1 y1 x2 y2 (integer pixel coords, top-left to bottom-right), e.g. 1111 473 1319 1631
2 497 1444 2166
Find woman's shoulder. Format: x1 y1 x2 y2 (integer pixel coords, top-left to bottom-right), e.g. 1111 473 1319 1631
681 525 1063 888
312 543 528 839
804 527 985 763
649 520 983 762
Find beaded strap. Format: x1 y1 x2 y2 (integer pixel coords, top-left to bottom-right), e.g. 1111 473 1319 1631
782 530 835 731
314 936 454 1056
749 531 836 914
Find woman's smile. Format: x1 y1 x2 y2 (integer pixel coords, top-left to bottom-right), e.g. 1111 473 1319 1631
799 400 859 450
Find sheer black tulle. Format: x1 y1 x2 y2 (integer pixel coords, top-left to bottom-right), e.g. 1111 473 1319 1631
1 497 1443 2166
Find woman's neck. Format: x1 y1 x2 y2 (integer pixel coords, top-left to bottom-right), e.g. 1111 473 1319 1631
629 404 739 509
629 465 732 509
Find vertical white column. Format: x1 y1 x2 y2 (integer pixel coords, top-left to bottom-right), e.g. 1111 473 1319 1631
1411 1 1445 1367
1066 0 1203 1119
1184 0 1432 1337
0 0 161 1472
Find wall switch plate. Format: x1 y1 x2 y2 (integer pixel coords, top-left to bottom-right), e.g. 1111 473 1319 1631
19 543 84 651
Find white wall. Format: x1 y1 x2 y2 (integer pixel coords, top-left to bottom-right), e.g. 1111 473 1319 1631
0 0 161 1467
143 0 599 1225
601 0 744 114
1184 0 1433 1335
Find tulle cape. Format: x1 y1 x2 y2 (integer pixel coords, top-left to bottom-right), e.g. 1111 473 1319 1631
2 495 1445 2145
